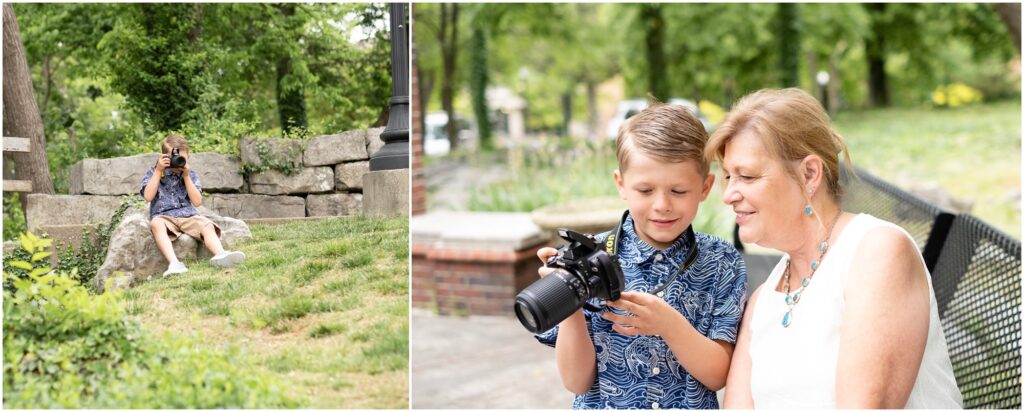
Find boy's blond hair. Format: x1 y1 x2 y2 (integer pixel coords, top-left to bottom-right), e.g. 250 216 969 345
161 133 190 155
616 103 710 176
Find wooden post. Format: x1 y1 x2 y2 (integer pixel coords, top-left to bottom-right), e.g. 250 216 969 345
3 136 33 192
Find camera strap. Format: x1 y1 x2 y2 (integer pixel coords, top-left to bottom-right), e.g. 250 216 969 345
608 209 699 296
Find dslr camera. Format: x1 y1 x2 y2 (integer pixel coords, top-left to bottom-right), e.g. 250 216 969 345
169 147 187 168
514 228 625 333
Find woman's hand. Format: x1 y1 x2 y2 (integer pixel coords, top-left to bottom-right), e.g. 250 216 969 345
603 291 685 337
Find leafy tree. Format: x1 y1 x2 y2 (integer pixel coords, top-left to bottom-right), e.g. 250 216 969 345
776 4 801 87
99 4 205 131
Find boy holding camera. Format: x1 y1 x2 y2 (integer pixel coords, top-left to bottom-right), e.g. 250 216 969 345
534 104 747 409
140 134 245 277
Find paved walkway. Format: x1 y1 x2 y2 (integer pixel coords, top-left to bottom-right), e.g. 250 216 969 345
411 309 573 409
424 155 508 211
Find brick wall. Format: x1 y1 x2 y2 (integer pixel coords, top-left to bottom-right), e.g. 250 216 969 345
412 242 546 316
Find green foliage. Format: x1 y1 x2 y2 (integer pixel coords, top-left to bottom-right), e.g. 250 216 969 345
12 3 391 196
2 233 55 293
418 3 1017 135
3 194 28 241
53 197 142 291
2 235 298 408
239 137 307 177
99 4 206 131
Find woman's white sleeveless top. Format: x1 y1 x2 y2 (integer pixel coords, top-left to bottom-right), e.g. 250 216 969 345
748 213 962 408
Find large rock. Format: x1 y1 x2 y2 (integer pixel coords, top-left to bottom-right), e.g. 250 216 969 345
303 130 368 166
366 127 386 159
26 194 127 231
94 209 252 291
249 167 334 195
307 193 362 216
69 153 243 195
335 161 369 191
206 194 306 219
239 137 303 167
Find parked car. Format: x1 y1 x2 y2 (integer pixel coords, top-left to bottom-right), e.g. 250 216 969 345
424 112 451 156
423 112 475 156
605 98 712 140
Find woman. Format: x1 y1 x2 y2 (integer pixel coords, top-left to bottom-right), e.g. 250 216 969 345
705 88 962 408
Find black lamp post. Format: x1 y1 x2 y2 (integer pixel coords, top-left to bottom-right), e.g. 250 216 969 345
369 2 410 171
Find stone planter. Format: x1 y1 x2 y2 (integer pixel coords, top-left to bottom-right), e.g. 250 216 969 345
530 197 625 244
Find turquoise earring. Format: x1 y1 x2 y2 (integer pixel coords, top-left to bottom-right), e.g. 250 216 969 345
804 204 813 215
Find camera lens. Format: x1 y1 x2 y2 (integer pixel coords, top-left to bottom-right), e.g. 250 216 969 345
515 301 537 330
514 270 589 333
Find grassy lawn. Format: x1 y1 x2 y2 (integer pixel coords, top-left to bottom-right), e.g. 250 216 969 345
120 216 409 408
834 100 1021 239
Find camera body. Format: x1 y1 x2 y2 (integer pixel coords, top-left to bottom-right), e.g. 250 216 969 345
514 228 625 333
170 147 187 168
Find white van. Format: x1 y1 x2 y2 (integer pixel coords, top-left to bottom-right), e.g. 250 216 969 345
605 98 711 140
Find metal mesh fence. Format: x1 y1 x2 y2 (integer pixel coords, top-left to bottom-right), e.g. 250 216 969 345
932 215 1021 409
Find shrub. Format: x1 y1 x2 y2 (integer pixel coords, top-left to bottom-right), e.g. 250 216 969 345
3 234 299 408
932 83 984 108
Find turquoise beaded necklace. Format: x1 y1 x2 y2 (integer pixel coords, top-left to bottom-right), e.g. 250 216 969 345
781 212 843 328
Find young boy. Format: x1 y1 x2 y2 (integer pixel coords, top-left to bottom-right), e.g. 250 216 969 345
535 104 748 409
140 134 245 277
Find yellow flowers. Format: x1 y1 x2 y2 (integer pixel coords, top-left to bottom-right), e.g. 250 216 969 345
932 83 983 108
698 100 727 126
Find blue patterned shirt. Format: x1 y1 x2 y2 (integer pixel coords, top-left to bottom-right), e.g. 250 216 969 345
536 215 748 409
139 166 201 220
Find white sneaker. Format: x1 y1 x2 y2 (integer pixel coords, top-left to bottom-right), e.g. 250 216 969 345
210 251 245 268
163 261 188 277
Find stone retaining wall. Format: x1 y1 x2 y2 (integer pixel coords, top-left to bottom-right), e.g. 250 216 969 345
27 128 383 230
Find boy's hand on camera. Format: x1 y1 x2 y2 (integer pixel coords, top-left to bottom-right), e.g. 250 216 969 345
536 247 559 278
603 291 684 337
155 155 170 172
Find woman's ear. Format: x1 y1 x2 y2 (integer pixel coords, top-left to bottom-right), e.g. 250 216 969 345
800 155 824 196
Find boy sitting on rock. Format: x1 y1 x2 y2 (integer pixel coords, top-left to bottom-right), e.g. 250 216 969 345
140 134 245 276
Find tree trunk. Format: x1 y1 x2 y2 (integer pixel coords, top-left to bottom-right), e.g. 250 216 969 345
561 91 572 137
828 42 845 115
777 3 801 87
640 4 668 101
866 3 890 107
416 63 435 142
469 21 492 149
3 4 55 213
440 3 459 149
275 3 307 135
585 79 598 139
994 3 1021 54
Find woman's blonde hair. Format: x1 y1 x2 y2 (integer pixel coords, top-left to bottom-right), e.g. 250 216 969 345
704 88 853 199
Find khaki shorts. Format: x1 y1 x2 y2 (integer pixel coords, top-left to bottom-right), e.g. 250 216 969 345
153 215 222 241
